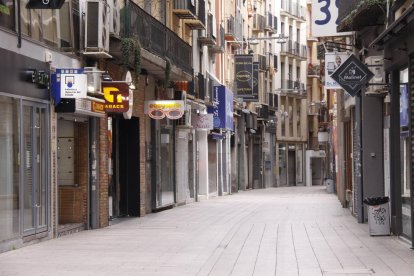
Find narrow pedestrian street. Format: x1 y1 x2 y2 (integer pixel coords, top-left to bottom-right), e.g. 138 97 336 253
0 187 413 276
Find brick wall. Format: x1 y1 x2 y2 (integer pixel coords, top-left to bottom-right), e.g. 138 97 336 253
101 60 148 216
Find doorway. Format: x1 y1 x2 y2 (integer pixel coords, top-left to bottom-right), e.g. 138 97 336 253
111 117 140 218
288 146 296 186
22 102 49 236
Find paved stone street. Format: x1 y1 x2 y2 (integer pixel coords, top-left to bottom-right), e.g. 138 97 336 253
1 187 414 276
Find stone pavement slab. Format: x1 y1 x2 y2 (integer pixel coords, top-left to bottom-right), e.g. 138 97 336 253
1 187 414 276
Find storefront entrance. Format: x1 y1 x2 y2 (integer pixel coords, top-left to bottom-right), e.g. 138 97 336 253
22 102 49 236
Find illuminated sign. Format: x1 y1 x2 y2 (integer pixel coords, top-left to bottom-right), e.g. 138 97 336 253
58 69 87 99
144 100 185 120
102 82 130 113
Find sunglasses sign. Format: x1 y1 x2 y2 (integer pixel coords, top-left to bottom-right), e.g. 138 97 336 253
144 100 185 120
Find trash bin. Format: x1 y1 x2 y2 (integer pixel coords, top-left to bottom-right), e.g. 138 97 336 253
324 178 334 194
363 196 390 236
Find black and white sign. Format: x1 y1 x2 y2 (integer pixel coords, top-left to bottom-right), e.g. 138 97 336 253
330 54 374 97
235 55 254 100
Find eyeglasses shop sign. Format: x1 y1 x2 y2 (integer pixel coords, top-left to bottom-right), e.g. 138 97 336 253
144 100 185 120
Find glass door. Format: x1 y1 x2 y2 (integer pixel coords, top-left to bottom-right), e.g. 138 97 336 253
22 102 48 236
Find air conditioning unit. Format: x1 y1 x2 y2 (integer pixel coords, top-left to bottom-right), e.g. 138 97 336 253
365 56 388 95
84 0 112 59
108 0 121 37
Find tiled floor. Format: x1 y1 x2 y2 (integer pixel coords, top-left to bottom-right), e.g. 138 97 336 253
1 187 413 276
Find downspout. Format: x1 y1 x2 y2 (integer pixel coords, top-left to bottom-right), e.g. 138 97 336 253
17 0 22 48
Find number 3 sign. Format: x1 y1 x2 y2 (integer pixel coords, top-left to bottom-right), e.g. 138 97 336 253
312 0 351 37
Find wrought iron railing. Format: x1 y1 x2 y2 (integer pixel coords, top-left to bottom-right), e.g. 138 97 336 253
225 15 235 37
268 92 278 110
281 40 307 58
281 0 306 20
281 79 306 92
173 0 197 15
122 0 193 75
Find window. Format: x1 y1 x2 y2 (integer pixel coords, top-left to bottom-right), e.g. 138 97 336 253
20 0 59 47
0 0 14 30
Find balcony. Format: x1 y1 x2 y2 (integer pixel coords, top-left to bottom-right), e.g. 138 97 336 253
252 13 266 33
280 79 306 97
307 63 320 77
265 12 277 33
224 14 242 46
281 0 306 21
121 0 193 75
209 25 225 53
337 0 386 32
280 40 307 60
188 73 205 100
268 92 278 111
254 54 267 71
198 13 216 46
184 0 206 30
173 0 197 19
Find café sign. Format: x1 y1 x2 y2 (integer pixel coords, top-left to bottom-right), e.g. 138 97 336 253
144 100 185 120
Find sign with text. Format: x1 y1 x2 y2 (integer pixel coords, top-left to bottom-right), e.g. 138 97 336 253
312 0 352 37
57 69 87 99
325 52 350 89
207 86 234 130
102 82 130 113
330 54 374 97
235 55 254 100
144 100 185 120
191 114 214 129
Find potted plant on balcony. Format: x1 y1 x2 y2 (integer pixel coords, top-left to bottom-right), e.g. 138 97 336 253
121 37 141 84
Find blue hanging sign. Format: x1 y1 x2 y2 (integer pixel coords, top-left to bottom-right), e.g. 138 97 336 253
207 85 234 131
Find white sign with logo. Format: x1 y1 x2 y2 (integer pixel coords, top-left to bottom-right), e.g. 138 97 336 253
312 0 353 37
60 70 87 98
191 114 214 129
325 52 350 89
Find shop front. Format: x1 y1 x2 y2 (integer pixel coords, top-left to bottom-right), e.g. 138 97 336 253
0 48 51 252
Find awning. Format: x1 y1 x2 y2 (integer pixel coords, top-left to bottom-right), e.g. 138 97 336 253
370 4 414 49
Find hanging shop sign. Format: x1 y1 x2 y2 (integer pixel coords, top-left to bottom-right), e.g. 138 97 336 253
252 62 259 101
324 52 350 89
102 82 130 113
191 114 214 130
207 85 234 131
51 69 87 105
26 0 65 9
330 54 374 97
235 54 255 100
144 100 185 120
311 0 352 37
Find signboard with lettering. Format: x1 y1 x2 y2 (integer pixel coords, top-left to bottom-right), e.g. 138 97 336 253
325 52 350 89
102 82 130 113
235 55 254 100
252 62 259 101
191 114 214 129
312 0 352 37
60 69 87 98
207 85 234 131
330 54 374 97
144 100 185 120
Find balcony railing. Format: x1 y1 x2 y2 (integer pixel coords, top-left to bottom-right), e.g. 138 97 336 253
173 0 197 19
337 0 386 32
281 79 306 94
253 13 266 32
122 0 193 75
188 73 205 100
268 92 278 110
254 54 267 71
225 14 242 42
338 0 361 23
280 40 307 59
210 25 225 53
307 63 320 77
265 12 277 33
281 0 306 20
198 13 216 46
